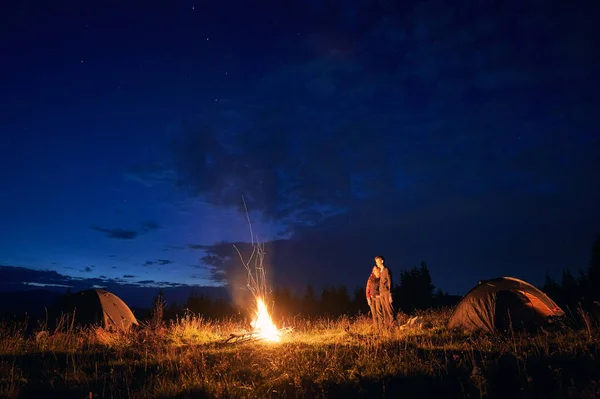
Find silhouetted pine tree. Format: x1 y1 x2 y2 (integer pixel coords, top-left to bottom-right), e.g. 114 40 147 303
185 294 215 317
301 285 318 317
587 234 600 301
560 269 579 308
150 289 166 327
418 262 435 306
335 285 352 316
433 288 449 307
351 287 368 315
319 287 333 316
393 261 436 312
319 286 351 317
542 273 561 302
273 287 296 319
165 302 180 320
212 298 235 319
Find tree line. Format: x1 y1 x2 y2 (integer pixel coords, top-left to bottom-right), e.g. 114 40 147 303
151 262 458 322
151 234 600 322
541 234 600 311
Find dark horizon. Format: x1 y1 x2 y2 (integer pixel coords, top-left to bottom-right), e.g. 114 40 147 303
1 0 599 308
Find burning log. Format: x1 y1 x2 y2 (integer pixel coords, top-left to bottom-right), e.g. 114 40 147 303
221 297 293 344
222 326 293 344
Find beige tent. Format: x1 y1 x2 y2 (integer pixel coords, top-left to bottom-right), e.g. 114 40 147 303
56 289 138 331
448 277 564 334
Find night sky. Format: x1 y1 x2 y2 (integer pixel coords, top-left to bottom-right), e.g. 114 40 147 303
1 0 599 307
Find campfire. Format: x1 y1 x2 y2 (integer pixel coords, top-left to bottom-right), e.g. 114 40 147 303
223 222 291 343
251 297 281 342
223 200 291 344
224 295 290 344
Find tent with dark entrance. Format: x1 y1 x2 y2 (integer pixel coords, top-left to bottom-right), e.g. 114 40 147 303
53 289 138 331
448 277 564 334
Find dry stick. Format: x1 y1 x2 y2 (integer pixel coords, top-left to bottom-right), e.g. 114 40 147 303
223 326 294 345
242 195 255 246
233 197 259 295
233 196 271 302
243 195 266 298
227 196 278 344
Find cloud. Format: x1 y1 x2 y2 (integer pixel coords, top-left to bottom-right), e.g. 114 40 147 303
0 265 227 308
91 220 161 240
188 244 208 250
195 176 600 295
91 225 138 239
169 104 597 236
123 275 136 278
143 259 173 266
0 265 166 292
163 3 598 234
124 163 177 187
163 245 185 251
0 266 77 290
127 2 599 294
189 134 600 293
141 221 161 232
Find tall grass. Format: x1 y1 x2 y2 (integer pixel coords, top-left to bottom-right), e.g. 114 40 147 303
0 308 599 398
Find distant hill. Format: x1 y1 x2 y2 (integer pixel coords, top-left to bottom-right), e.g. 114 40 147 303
0 265 230 309
0 285 231 319
0 289 63 319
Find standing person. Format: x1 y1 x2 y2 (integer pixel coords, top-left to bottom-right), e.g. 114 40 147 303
365 266 382 330
375 255 395 328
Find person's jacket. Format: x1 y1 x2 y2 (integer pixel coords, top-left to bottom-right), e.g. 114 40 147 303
366 274 380 300
379 267 392 299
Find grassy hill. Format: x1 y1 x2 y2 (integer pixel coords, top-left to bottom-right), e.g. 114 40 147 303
0 308 599 398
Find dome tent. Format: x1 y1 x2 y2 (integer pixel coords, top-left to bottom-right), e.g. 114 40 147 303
54 289 138 331
448 277 564 334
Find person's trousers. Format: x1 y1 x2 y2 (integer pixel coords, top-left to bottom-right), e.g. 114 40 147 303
379 294 395 327
369 299 381 329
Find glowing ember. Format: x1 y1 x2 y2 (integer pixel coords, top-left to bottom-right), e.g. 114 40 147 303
250 297 281 342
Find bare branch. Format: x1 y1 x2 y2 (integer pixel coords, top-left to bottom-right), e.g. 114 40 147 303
235 195 271 301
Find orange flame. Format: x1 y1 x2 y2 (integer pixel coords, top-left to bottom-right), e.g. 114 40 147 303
250 297 281 342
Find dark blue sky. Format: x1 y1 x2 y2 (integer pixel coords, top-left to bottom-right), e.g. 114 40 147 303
1 0 599 307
